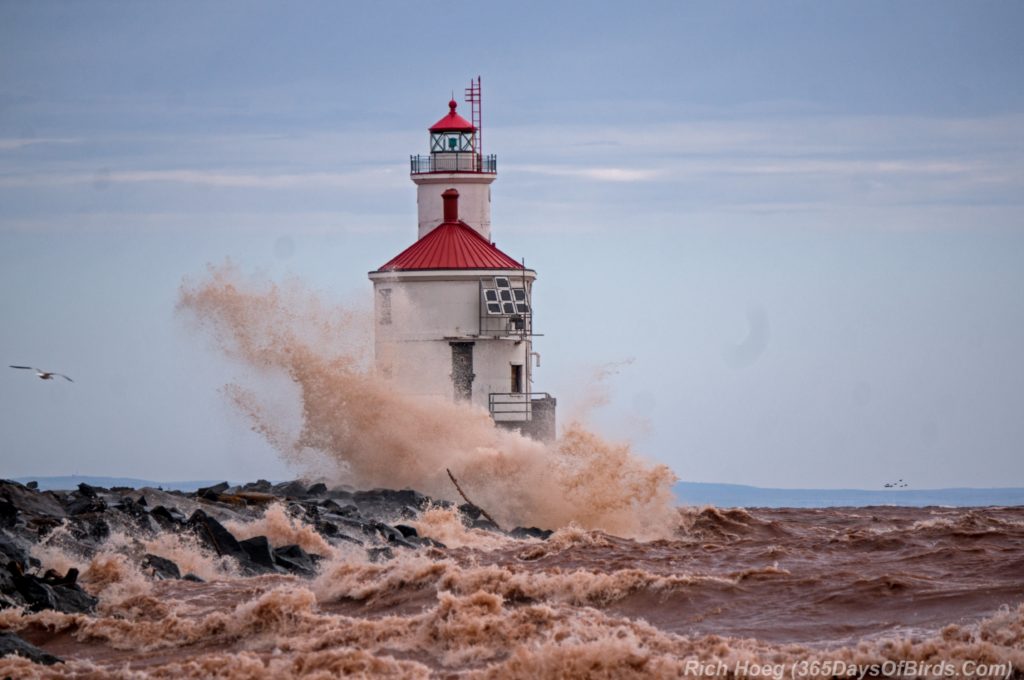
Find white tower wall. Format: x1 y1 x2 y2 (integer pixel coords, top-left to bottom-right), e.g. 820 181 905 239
369 270 536 413
414 173 496 241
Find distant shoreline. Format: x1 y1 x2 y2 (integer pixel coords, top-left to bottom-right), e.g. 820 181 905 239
9 475 1024 509
674 480 1024 508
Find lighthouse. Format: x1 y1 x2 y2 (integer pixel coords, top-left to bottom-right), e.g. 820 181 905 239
368 78 556 440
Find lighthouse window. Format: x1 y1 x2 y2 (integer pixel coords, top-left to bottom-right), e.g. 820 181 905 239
494 277 511 288
511 364 524 394
513 289 527 302
502 302 516 314
498 289 513 302
486 303 502 315
515 302 531 314
483 289 499 302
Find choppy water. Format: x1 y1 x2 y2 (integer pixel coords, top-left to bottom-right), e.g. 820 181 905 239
2 503 1022 678
6 266 1018 677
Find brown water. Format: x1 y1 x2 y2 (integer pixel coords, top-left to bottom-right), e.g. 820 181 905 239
5 267 1021 677
1 504 1023 678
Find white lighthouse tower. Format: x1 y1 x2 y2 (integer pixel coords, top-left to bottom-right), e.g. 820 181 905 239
368 78 556 440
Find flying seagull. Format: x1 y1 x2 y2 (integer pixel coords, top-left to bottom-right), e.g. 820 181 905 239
9 366 73 382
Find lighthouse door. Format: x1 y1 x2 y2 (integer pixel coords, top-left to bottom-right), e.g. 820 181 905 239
449 342 475 401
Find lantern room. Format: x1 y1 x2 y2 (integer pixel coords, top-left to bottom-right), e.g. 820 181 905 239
410 78 498 241
429 100 476 153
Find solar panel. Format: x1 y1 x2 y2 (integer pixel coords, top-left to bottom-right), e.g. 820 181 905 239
481 278 532 320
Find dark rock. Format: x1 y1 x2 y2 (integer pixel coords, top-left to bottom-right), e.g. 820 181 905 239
242 480 272 493
77 482 100 498
0 481 66 519
334 516 379 537
65 495 107 516
471 518 501 532
113 498 157 533
28 517 63 538
113 496 147 518
354 488 429 511
316 520 338 537
370 522 404 542
8 564 97 614
0 499 17 528
319 499 349 513
458 503 483 521
187 509 246 562
509 527 553 540
74 517 109 542
141 554 181 580
197 482 229 501
0 561 26 607
332 532 364 546
292 501 320 520
64 516 109 549
0 630 62 665
183 573 204 582
366 547 394 562
25 481 38 490
326 486 355 501
331 503 362 518
273 544 317 575
386 535 419 550
239 536 278 571
53 585 97 613
42 567 80 588
306 482 327 496
394 524 419 538
150 505 186 528
272 480 309 498
0 533 29 568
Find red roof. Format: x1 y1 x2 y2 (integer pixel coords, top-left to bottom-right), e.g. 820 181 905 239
429 99 476 133
378 221 522 271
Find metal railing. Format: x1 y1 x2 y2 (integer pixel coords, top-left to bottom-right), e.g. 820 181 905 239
488 392 552 422
410 153 497 174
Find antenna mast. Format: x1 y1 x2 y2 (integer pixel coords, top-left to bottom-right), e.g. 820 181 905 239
465 76 482 160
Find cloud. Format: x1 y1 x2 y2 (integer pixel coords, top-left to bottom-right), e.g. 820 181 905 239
0 167 404 190
0 209 409 235
511 164 663 182
0 137 81 150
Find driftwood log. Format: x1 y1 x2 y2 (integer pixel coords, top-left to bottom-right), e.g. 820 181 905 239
446 468 501 530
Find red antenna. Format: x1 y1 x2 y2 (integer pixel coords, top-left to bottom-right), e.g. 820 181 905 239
464 76 482 158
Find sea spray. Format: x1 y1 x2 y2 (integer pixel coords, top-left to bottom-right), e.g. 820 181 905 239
178 263 678 538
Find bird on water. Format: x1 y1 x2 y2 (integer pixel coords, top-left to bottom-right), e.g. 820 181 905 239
9 366 74 382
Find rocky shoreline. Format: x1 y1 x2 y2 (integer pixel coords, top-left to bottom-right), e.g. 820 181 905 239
0 478 551 666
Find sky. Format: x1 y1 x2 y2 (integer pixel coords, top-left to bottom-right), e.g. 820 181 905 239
1 1 1022 489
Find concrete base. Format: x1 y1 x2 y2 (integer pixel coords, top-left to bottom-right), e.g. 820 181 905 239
494 395 557 442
